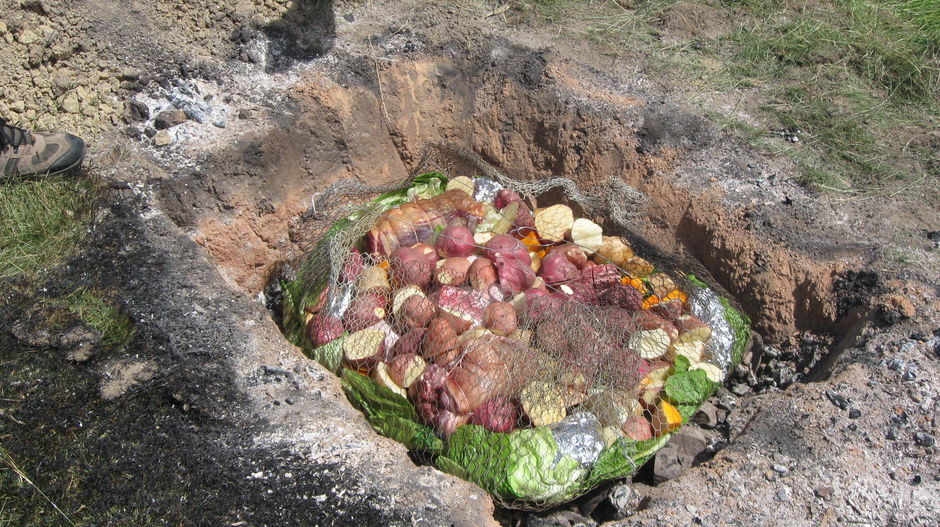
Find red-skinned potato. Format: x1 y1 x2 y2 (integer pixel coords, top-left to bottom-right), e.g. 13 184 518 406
493 254 536 294
435 225 476 258
484 234 531 266
391 246 433 287
398 294 435 330
539 250 580 285
342 292 388 332
483 302 517 336
469 396 518 433
423 317 460 366
410 243 439 268
432 286 488 333
599 283 644 311
468 257 498 290
387 353 427 388
634 310 679 341
550 244 588 269
343 328 387 368
307 313 344 347
390 327 427 358
435 257 473 286
651 299 684 322
494 188 521 209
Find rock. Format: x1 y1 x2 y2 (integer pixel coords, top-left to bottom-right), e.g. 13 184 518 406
153 130 172 147
9 100 25 113
653 427 709 483
886 428 900 441
59 324 102 362
119 68 140 81
731 383 750 396
877 294 915 325
52 72 73 96
154 108 187 129
0 21 7 35
124 126 142 139
825 390 850 410
99 360 157 400
692 401 720 429
899 339 918 354
238 108 251 119
914 433 935 447
126 99 150 122
525 510 596 527
60 92 81 114
17 28 40 45
848 408 861 419
814 486 833 499
608 484 641 520
775 486 791 502
772 464 788 474
213 118 226 128
11 319 55 347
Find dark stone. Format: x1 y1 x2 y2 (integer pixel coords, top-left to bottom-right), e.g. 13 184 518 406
914 433 935 447
607 484 641 520
124 126 142 139
238 108 252 119
143 126 156 138
127 99 150 122
692 402 720 429
886 428 900 441
911 475 922 485
926 230 940 242
825 390 850 410
653 428 709 483
902 369 917 381
525 510 596 527
814 486 833 499
848 408 861 419
154 109 188 130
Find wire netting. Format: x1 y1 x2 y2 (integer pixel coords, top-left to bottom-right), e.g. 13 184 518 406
280 143 750 509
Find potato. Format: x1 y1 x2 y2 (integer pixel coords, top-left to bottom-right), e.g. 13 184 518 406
372 362 407 397
398 294 435 330
570 218 603 254
357 265 391 292
433 286 488 333
483 301 517 336
629 328 671 359
534 204 575 242
584 390 643 428
592 236 634 267
520 381 567 427
387 353 427 388
435 256 473 286
343 328 387 368
493 255 536 295
391 246 433 287
423 317 459 366
675 315 712 344
410 243 440 267
483 234 531 266
469 396 518 433
391 285 425 316
468 257 498 290
342 292 387 332
538 250 580 285
435 225 476 258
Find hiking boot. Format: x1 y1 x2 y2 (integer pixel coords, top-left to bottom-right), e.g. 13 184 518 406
0 119 86 180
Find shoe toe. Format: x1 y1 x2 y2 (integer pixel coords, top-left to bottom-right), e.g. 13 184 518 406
51 134 86 173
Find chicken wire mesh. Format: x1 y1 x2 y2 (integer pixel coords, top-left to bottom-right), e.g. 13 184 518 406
280 143 750 509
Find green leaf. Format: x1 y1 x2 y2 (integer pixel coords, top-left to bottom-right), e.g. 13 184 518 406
664 369 714 406
589 435 671 483
340 368 417 422
673 355 691 373
309 336 346 373
438 425 514 497
371 415 443 454
677 403 699 424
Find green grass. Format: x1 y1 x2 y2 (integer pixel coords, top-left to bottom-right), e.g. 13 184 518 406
512 0 940 192
51 288 135 350
0 176 96 280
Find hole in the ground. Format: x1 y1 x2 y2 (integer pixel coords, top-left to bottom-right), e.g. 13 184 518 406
155 49 878 516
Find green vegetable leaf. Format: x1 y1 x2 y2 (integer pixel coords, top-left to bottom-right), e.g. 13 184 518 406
340 368 417 422
664 368 714 406
589 435 671 483
673 355 691 373
371 415 443 454
309 336 346 373
374 171 448 210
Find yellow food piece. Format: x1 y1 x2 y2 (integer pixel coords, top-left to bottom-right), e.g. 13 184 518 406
445 176 475 196
622 256 654 277
689 361 724 383
358 265 391 291
570 218 604 254
629 328 670 359
653 400 683 436
593 236 634 266
648 274 677 299
534 204 575 242
520 382 567 427
641 295 661 310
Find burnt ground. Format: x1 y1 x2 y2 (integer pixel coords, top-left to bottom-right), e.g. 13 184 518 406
2 1 939 526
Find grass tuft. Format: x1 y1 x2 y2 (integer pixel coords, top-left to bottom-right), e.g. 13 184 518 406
51 288 136 350
0 177 96 281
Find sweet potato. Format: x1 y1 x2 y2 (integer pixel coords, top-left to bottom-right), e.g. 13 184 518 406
432 285 489 333
391 285 425 316
343 328 387 368
623 416 654 441
372 362 407 398
387 353 427 388
389 327 427 358
410 243 440 267
357 265 391 292
423 317 460 366
599 283 643 311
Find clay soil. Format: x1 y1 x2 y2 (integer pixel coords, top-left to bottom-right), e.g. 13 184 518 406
1 1 938 526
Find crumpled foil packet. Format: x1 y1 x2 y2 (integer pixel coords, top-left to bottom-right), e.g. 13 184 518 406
473 177 504 204
687 287 735 376
549 413 606 468
325 282 356 319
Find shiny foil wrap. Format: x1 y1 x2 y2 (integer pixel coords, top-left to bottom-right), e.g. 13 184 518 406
549 413 606 468
687 286 735 376
325 282 356 319
473 177 504 204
